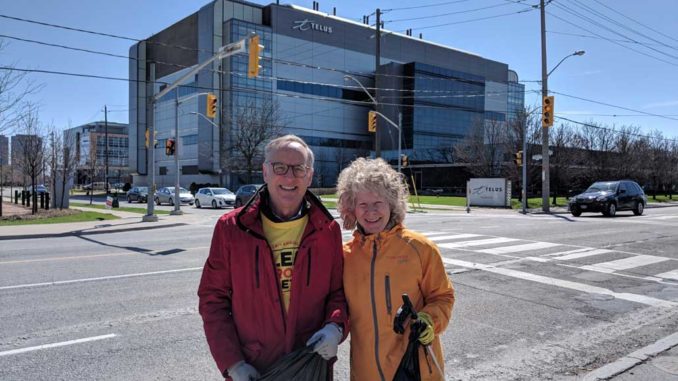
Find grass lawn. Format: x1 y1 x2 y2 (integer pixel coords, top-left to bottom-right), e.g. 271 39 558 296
70 202 171 215
646 194 677 203
0 210 118 226
510 197 570 209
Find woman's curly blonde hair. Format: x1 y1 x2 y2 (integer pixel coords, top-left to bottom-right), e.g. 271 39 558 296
336 158 409 230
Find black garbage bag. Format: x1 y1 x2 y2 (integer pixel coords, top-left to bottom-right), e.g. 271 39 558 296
392 319 425 381
257 342 330 381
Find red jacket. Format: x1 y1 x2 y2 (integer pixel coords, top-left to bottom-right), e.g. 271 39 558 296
198 186 348 378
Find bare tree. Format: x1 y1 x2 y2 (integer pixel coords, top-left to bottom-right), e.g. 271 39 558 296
16 104 45 214
454 118 507 178
86 137 100 205
227 99 283 183
549 123 577 204
0 40 42 135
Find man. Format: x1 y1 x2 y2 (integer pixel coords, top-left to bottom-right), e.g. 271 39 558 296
198 135 347 381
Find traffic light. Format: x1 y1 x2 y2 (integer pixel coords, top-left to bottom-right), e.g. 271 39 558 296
165 138 175 156
206 93 217 118
401 154 409 168
248 34 264 78
514 150 523 166
368 111 377 133
542 96 555 127
145 129 150 149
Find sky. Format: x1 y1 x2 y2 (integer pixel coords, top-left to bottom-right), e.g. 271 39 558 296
1 0 677 139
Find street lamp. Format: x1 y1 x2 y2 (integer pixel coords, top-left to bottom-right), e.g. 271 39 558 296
548 50 585 77
343 75 403 172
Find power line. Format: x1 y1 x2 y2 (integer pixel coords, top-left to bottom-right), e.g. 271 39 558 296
550 91 678 122
397 7 536 32
546 30 678 48
555 115 678 144
590 0 678 44
383 0 475 12
385 2 514 24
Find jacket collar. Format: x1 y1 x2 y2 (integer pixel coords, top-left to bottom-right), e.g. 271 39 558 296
353 222 404 246
236 184 334 238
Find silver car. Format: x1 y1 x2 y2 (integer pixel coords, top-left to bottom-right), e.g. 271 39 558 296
195 187 236 209
154 186 195 206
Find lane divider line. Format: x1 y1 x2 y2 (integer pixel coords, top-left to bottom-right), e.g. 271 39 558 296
0 334 116 357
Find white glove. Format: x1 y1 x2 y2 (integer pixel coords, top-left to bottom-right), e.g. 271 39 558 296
228 361 259 381
306 323 343 360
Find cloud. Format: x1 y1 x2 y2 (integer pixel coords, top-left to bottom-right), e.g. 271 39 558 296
642 100 678 109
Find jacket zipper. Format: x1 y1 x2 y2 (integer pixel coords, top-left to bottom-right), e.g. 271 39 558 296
370 240 386 381
306 248 312 287
255 246 260 288
385 274 392 316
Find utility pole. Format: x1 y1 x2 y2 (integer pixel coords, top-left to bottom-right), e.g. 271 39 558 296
143 63 158 222
540 0 550 213
375 8 381 158
522 114 528 214
104 105 109 195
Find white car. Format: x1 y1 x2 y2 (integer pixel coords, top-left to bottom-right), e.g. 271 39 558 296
195 187 236 209
154 186 195 206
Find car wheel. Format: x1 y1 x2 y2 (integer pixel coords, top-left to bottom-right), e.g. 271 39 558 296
195 199 201 208
633 201 644 216
212 200 217 209
235 199 242 208
127 196 132 203
169 198 174 206
604 202 616 217
156 197 161 206
570 205 582 217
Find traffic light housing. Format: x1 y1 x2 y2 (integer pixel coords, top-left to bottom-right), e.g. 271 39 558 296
368 111 377 133
165 138 175 156
248 34 264 78
401 154 409 168
514 150 523 166
206 93 217 119
542 96 554 127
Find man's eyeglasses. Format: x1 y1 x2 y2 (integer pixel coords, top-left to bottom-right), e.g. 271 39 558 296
268 162 310 178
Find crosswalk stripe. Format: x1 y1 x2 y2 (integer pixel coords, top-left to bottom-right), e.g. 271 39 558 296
544 247 595 257
441 258 677 308
553 248 613 261
418 231 449 236
428 234 482 242
476 241 561 254
439 237 519 249
581 255 671 274
656 270 678 281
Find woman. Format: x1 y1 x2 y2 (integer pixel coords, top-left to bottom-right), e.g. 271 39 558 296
337 158 455 381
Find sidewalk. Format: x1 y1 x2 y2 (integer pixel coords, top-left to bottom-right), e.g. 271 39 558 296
583 332 678 381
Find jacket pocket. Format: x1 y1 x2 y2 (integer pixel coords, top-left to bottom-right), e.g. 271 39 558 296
242 341 262 363
385 274 392 316
255 246 260 288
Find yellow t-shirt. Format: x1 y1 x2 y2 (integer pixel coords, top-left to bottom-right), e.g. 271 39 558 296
261 213 308 311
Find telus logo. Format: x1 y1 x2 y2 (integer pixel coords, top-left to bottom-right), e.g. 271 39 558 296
292 19 333 34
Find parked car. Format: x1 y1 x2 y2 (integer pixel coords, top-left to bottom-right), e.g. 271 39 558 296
154 186 195 206
569 180 647 217
234 184 263 208
126 186 148 203
195 187 236 209
28 184 48 194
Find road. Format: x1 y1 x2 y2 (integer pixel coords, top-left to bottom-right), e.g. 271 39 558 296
1 204 677 380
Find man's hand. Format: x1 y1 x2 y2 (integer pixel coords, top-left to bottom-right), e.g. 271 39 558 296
306 323 343 360
228 361 259 381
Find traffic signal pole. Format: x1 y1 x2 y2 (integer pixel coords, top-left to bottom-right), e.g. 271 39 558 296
171 88 182 215
540 0 550 213
142 37 248 222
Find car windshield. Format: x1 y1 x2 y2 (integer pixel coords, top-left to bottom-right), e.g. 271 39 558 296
212 188 233 195
138 187 148 192
586 182 618 192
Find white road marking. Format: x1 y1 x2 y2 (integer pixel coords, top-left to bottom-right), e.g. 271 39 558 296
543 247 593 257
0 267 202 291
653 269 678 281
553 248 614 261
442 258 677 308
476 241 561 254
428 234 483 242
580 255 670 274
0 334 116 357
439 237 520 249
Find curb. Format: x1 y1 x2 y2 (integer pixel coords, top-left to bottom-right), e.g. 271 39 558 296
582 331 678 381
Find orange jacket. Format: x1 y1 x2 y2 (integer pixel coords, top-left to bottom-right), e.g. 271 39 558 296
343 224 455 381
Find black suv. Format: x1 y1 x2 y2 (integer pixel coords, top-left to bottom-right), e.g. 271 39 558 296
569 180 647 217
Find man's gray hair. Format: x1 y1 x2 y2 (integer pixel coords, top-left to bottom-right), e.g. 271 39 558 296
264 134 315 168
336 158 409 228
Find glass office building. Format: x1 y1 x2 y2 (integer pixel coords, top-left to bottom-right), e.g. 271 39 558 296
129 0 524 189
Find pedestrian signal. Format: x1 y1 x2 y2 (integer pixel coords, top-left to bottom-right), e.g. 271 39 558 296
165 138 175 156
